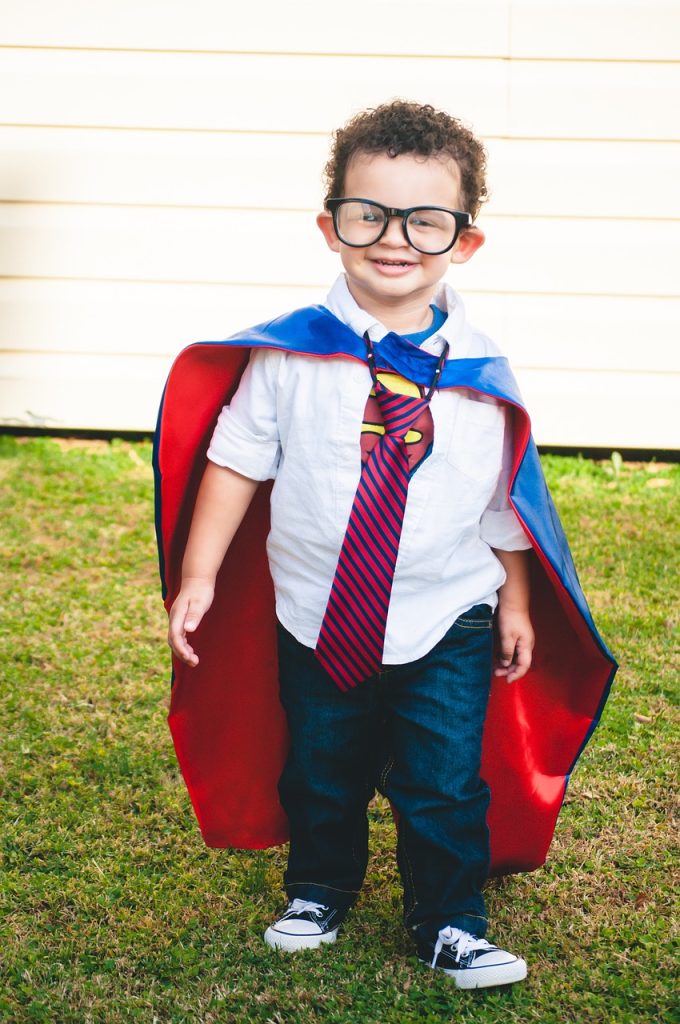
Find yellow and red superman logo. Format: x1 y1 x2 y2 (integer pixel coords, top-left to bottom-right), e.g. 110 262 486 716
360 371 434 473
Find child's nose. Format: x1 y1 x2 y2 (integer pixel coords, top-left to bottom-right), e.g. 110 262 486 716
381 216 410 247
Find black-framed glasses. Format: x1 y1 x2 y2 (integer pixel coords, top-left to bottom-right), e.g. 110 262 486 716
326 198 472 255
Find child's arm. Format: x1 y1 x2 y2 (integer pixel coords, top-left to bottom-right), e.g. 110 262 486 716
167 462 259 667
492 549 534 683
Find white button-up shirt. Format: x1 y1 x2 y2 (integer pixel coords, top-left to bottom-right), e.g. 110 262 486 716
208 275 531 663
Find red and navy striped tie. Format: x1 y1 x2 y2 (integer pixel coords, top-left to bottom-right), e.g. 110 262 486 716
315 338 447 691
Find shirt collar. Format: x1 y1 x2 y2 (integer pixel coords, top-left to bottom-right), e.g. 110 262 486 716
323 273 468 359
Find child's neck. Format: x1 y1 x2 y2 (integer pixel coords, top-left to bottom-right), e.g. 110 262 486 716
381 304 435 336
347 283 438 336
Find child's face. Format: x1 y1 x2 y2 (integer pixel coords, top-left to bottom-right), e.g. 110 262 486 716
317 152 484 317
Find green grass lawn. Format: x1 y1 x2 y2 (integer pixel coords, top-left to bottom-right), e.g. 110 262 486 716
1 437 678 1024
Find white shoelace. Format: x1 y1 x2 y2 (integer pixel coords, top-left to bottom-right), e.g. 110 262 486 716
283 898 328 919
431 926 493 968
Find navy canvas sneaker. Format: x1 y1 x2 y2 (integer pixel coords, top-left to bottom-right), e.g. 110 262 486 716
264 899 344 951
417 925 527 989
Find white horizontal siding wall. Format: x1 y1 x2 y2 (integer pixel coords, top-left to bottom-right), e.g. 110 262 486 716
1 0 679 446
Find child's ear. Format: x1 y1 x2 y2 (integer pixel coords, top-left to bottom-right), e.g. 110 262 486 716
450 226 485 265
316 211 341 252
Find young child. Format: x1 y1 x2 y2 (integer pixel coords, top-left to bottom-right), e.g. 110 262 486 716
158 101 616 989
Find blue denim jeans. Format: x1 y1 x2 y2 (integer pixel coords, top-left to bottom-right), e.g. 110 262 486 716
276 604 494 943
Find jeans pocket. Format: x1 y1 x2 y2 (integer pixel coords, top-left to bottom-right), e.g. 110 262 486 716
453 603 494 630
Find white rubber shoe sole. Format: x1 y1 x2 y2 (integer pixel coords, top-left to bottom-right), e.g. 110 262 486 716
425 955 528 989
264 924 340 952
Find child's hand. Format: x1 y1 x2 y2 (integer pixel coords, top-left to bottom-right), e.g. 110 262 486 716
168 578 215 667
494 606 534 684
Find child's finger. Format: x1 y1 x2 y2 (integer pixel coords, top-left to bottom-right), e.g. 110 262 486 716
505 639 533 682
173 636 199 667
168 598 188 641
180 641 199 667
496 635 518 671
184 598 207 633
168 600 200 666
172 634 200 667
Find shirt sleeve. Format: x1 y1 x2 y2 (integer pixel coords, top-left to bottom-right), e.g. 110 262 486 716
206 348 282 481
479 405 533 551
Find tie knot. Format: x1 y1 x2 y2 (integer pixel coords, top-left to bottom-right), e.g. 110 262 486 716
374 381 429 437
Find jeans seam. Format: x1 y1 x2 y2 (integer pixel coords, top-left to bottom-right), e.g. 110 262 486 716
379 756 395 792
400 825 419 920
381 759 417 917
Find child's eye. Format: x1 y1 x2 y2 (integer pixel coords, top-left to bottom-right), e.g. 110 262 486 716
361 211 379 223
410 216 435 228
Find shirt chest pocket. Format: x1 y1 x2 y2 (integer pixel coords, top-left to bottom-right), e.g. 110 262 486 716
445 396 505 483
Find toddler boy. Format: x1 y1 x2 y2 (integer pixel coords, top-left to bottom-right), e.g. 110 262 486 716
162 101 613 989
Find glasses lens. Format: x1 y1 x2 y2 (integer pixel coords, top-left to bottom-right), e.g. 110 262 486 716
405 209 458 254
335 201 386 246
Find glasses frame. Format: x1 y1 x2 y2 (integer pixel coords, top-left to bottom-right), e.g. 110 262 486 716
326 198 472 255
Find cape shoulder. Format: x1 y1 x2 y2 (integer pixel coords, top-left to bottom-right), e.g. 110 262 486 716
175 303 525 408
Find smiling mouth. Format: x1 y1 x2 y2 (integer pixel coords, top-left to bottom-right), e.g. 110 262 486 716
372 259 414 267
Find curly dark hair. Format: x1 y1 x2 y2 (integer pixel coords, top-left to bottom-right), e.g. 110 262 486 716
322 100 488 220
